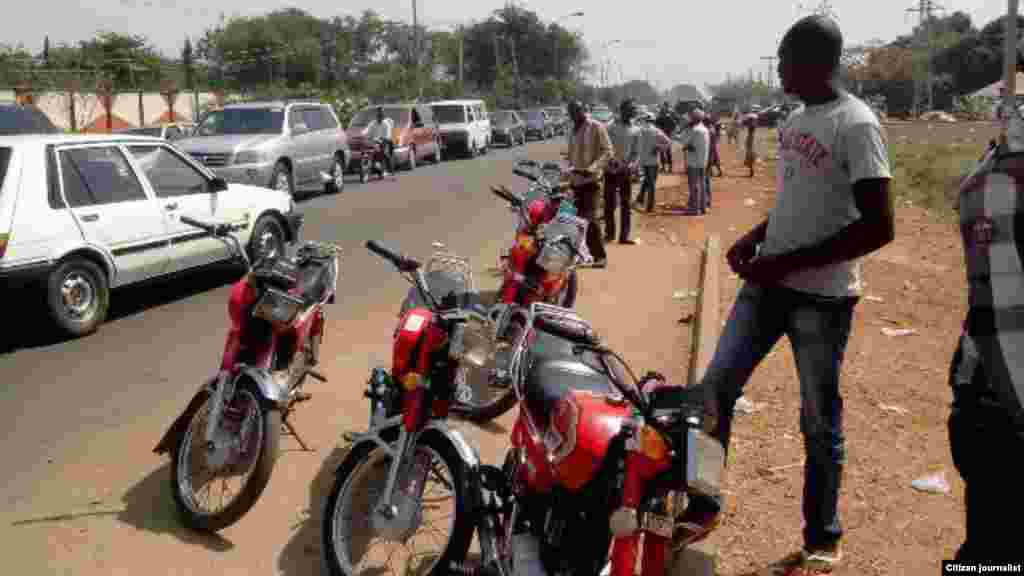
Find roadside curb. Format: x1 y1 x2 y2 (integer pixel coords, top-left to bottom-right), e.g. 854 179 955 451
687 235 721 386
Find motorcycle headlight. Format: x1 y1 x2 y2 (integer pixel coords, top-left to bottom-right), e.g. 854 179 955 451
234 150 266 165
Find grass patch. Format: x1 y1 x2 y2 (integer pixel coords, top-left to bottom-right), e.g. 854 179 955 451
890 141 983 217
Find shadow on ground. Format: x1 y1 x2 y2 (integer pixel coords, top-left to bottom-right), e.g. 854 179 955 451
0 264 242 355
10 462 233 552
277 443 351 575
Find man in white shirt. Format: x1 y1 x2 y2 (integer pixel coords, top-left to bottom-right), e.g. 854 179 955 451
676 15 894 574
634 114 671 212
676 109 709 215
604 99 640 244
366 106 394 176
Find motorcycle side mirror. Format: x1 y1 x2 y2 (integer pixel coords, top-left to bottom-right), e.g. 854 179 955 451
209 176 228 193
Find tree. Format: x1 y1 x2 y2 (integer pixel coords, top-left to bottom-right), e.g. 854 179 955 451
43 36 50 68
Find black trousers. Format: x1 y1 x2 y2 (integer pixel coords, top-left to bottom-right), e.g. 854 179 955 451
572 181 606 261
637 165 658 211
603 171 632 242
947 331 1024 562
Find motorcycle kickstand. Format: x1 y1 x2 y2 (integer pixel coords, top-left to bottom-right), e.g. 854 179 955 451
280 410 314 452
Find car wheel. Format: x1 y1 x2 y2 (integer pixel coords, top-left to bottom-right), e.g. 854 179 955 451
248 215 286 263
430 140 442 163
46 257 109 337
326 153 345 194
407 146 417 171
468 141 478 158
270 161 294 197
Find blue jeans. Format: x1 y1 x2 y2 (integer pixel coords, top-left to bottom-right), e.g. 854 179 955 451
689 282 858 548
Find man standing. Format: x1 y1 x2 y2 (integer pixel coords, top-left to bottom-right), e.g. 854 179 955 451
676 109 709 215
635 113 671 212
655 103 678 172
675 15 893 575
743 109 759 177
565 99 612 268
366 106 395 177
604 99 640 245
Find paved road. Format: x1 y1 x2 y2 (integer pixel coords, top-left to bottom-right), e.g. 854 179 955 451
0 140 556 511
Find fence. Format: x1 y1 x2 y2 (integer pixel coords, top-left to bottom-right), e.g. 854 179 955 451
2 88 233 132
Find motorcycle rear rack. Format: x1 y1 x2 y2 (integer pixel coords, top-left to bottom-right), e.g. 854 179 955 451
427 250 476 293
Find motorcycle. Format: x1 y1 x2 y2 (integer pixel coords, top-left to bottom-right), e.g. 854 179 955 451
448 161 591 423
154 215 340 532
321 239 498 576
360 138 391 183
446 302 727 576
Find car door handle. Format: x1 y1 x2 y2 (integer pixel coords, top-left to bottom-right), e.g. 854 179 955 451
165 202 178 211
81 213 99 222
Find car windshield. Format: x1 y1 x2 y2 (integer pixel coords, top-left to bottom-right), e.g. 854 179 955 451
492 111 516 124
0 105 60 135
0 147 11 191
432 105 466 124
195 108 284 136
123 127 163 137
350 107 407 128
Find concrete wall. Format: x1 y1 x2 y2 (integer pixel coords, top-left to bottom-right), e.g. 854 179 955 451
9 89 229 132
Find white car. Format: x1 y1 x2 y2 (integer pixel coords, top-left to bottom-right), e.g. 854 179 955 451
0 133 301 337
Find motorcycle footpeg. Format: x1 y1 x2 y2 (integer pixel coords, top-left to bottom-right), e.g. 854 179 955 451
306 369 327 382
293 391 313 403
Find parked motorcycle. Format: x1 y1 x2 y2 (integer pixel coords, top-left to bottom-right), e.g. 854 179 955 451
360 138 391 183
321 239 497 576
154 215 340 532
448 303 727 576
449 160 590 423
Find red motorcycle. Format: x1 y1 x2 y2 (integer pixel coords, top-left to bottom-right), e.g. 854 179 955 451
451 303 727 576
154 214 340 532
450 161 590 423
321 239 498 576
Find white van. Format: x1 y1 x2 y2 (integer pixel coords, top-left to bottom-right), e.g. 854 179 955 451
430 99 492 158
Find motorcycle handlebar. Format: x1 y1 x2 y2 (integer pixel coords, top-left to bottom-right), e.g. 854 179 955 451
365 240 420 272
513 167 538 182
490 185 520 206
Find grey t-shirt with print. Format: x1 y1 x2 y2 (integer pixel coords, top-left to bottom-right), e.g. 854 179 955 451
759 91 892 297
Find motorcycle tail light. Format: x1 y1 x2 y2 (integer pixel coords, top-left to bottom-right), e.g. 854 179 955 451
544 396 579 464
639 424 669 461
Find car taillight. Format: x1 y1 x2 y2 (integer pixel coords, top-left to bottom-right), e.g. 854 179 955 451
543 396 579 464
0 233 7 258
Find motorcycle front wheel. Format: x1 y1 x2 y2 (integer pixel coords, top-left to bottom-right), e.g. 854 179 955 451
170 382 280 532
323 433 474 576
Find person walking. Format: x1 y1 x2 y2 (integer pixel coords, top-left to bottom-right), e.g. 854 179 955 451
635 113 671 212
947 109 1024 561
675 108 709 215
673 15 894 575
604 99 641 244
727 110 741 145
565 99 612 268
743 109 759 177
707 113 724 177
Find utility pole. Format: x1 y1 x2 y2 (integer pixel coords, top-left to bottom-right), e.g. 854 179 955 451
457 26 464 94
412 0 422 98
760 55 777 89
907 0 943 114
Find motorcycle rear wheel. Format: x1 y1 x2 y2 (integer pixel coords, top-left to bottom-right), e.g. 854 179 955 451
170 383 280 532
323 433 474 576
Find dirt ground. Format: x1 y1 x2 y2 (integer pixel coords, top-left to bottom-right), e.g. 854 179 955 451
633 122 983 575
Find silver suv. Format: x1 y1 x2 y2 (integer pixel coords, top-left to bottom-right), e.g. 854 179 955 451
176 100 350 197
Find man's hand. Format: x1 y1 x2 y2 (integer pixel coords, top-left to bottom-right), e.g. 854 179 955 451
737 253 796 285
726 234 759 275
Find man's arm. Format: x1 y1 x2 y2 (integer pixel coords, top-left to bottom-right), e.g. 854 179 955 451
764 122 895 273
586 124 613 173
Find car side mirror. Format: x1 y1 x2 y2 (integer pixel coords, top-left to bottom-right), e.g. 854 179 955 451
292 123 309 135
210 176 228 193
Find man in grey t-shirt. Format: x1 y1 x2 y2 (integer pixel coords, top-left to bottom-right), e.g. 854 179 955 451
675 15 894 574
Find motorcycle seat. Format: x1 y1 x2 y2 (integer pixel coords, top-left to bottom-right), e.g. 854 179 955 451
295 260 335 305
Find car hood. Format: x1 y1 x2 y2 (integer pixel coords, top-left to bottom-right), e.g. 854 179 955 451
227 182 291 211
176 134 281 154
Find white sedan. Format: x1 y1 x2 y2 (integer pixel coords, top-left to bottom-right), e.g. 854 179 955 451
0 133 301 336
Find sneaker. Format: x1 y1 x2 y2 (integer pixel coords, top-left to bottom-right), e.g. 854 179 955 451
673 508 721 547
763 543 842 576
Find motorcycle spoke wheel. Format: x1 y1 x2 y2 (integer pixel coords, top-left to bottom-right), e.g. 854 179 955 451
330 445 458 576
176 390 264 518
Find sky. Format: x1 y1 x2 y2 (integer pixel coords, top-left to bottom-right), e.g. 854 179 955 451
5 0 1017 91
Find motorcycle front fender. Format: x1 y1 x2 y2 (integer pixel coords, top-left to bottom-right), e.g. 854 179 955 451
421 420 481 470
235 365 288 406
153 377 215 455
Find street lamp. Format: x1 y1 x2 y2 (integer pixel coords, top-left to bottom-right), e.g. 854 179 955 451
553 10 584 81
